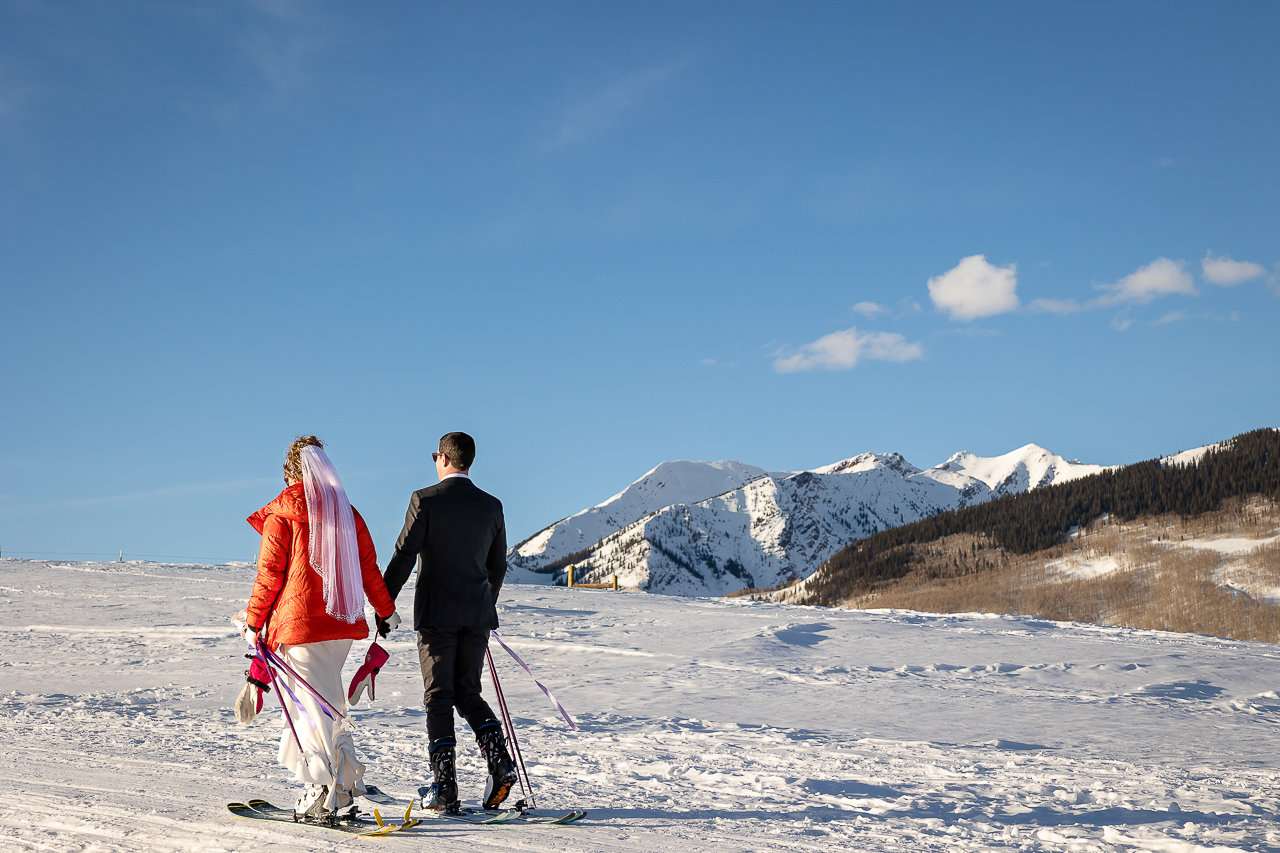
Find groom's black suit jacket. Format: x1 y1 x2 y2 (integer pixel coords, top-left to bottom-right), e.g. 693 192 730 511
383 476 507 630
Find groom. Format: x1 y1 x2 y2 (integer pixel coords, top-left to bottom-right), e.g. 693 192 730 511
382 431 518 813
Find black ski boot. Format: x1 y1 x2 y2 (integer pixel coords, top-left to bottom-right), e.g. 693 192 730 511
426 739 461 814
476 724 519 810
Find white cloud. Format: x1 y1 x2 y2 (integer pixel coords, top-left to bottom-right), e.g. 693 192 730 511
235 1 333 94
1201 252 1266 286
546 59 685 149
1153 310 1186 325
927 255 1019 321
773 326 923 373
1112 314 1133 332
852 301 888 317
1028 298 1081 315
1094 258 1196 306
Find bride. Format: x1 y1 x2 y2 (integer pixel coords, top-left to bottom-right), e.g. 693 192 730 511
238 435 400 822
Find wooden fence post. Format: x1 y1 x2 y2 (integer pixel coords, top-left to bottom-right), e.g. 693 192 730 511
567 565 574 587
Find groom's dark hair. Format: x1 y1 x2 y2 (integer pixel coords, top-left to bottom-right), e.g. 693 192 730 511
439 432 476 471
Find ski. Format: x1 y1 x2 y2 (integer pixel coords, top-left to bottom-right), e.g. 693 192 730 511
227 799 417 836
414 785 585 825
434 807 523 825
363 784 584 825
361 785 410 806
513 809 587 824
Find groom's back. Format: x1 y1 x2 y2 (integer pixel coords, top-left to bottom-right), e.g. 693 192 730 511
384 477 507 630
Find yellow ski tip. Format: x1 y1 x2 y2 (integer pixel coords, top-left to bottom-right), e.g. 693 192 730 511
404 800 414 823
373 808 385 827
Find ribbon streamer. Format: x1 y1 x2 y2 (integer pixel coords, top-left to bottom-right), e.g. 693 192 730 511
489 630 578 731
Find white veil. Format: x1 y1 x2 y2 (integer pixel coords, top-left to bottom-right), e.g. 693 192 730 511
300 445 364 623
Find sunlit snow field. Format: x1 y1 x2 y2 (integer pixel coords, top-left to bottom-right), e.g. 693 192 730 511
3 558 1280 852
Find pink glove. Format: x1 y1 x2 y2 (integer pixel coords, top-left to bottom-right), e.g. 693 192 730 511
247 656 272 713
235 655 273 724
348 642 390 704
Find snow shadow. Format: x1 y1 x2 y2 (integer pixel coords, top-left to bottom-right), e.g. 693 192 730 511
1130 680 1224 701
1005 805 1248 828
803 778 904 800
986 739 1053 751
773 624 833 647
545 802 1251 834
501 604 600 618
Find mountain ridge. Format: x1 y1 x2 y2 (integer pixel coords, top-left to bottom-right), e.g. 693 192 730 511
508 443 1109 595
795 428 1280 609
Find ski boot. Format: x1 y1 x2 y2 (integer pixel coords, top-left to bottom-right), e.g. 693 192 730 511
477 724 519 810
426 739 461 815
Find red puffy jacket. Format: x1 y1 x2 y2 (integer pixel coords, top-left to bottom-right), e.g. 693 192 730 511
245 483 396 649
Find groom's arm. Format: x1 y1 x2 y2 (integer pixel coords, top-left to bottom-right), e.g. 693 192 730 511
486 509 507 600
383 491 427 602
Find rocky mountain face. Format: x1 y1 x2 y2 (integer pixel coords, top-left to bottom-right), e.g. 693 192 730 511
507 445 1108 595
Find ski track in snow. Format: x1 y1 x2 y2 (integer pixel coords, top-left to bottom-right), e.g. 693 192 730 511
3 559 1280 851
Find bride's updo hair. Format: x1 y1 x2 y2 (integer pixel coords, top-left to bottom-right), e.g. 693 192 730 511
283 435 324 483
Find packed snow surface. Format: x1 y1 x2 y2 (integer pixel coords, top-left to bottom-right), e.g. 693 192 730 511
4 558 1280 852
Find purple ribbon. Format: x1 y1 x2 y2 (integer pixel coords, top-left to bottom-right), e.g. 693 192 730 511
271 670 324 732
489 630 578 731
261 645 344 721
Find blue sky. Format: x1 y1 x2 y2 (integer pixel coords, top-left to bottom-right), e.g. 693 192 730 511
2 1 1277 563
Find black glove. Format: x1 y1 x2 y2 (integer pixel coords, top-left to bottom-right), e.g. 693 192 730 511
376 611 401 638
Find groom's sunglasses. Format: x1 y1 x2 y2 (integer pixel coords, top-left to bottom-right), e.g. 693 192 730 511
432 452 447 462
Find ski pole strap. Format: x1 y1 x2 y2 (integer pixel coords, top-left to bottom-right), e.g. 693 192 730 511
260 646 345 721
271 669 324 732
489 630 578 731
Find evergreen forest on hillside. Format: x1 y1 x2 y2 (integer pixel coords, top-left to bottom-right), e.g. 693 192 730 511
801 428 1280 607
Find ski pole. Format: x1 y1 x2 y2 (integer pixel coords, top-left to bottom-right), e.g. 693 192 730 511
486 648 529 807
257 637 303 752
260 645 345 720
486 648 526 803
486 646 535 809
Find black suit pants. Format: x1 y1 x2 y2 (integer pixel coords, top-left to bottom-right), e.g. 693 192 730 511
417 627 499 744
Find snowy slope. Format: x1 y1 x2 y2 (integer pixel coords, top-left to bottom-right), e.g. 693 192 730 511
4 557 1280 853
1163 441 1229 468
508 460 778 581
927 443 1109 497
511 445 1106 594
1161 430 1279 468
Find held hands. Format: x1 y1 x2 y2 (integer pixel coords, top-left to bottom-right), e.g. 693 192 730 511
376 611 401 638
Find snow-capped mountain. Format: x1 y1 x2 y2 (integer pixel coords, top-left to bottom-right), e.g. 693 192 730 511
929 443 1104 498
508 445 1108 595
508 459 779 566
